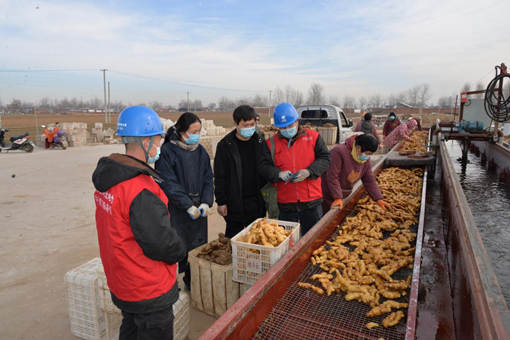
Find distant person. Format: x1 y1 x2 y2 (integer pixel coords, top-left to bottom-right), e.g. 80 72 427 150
383 118 418 150
156 112 214 290
93 106 186 340
415 116 423 131
322 134 391 215
383 112 401 139
214 105 266 238
255 113 262 136
259 103 331 235
353 112 380 141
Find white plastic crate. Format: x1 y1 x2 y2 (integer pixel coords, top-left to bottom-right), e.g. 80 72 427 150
65 258 106 340
231 218 300 285
97 266 189 340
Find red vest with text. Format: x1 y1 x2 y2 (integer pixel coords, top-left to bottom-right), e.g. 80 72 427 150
270 129 323 203
94 174 177 302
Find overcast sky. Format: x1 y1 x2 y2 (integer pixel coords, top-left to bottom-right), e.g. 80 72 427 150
0 0 508 107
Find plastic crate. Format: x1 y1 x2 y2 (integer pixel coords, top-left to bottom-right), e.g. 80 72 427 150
188 242 242 317
231 219 300 285
97 266 189 340
65 258 107 340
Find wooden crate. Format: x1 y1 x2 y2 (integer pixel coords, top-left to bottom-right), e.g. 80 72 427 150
188 242 242 318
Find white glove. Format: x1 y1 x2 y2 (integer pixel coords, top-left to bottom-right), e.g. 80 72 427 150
278 170 293 182
187 206 201 220
291 169 310 183
199 203 209 217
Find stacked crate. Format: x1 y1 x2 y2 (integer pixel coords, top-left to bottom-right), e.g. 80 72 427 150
66 258 190 340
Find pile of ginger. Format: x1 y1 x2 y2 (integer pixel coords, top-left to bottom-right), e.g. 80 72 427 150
298 167 423 330
237 218 294 248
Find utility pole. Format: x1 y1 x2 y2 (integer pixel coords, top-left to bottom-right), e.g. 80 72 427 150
100 69 108 123
34 106 39 137
268 90 272 118
186 92 191 111
108 81 111 124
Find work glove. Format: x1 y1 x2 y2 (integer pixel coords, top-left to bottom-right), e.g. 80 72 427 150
199 203 210 217
331 199 343 209
187 206 201 220
377 200 392 212
291 169 310 183
278 171 293 182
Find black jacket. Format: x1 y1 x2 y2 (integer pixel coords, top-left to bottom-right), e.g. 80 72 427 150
214 130 266 216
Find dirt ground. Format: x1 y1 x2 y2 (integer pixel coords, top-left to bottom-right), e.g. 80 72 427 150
0 144 221 340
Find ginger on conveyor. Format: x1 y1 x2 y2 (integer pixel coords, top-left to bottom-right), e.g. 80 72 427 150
298 282 324 295
365 322 379 330
382 311 405 328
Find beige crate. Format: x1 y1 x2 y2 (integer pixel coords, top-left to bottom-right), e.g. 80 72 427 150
318 126 338 145
188 242 241 317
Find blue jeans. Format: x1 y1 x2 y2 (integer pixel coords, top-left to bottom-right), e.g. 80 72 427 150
278 204 323 236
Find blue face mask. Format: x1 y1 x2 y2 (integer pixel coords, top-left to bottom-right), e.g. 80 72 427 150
147 146 160 164
239 126 256 139
389 116 396 122
281 126 297 139
184 133 200 145
358 153 370 161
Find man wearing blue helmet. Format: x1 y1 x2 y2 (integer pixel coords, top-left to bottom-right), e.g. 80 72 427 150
259 103 331 235
92 106 186 340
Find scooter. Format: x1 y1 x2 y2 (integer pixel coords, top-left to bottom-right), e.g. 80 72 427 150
0 130 35 153
42 123 67 150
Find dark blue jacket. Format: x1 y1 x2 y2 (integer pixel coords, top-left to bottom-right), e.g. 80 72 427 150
155 132 213 271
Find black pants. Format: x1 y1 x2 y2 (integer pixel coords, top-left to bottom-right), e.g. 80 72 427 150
225 196 265 238
119 306 174 340
278 204 322 236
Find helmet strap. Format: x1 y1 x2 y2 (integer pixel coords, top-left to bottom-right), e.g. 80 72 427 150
136 136 156 162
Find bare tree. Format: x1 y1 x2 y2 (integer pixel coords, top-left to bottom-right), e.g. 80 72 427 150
307 83 326 105
252 94 266 107
407 85 421 107
178 99 188 109
150 101 163 110
328 95 341 107
396 92 407 105
38 97 53 109
437 96 449 108
343 95 356 111
218 97 236 111
418 83 431 107
475 82 485 99
369 93 384 108
272 87 285 106
358 96 367 110
208 103 216 110
8 99 23 113
461 82 471 93
283 85 304 107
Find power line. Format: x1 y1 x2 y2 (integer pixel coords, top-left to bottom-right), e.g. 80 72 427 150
109 69 264 92
0 69 97 73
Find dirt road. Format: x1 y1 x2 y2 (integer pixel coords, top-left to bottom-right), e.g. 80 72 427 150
0 144 219 339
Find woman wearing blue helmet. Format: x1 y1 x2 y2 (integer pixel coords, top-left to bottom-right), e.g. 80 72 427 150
258 103 331 235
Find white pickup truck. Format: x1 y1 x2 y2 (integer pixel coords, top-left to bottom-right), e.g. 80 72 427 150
295 105 354 144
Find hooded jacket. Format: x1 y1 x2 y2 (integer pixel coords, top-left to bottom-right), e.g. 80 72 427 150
92 153 186 314
321 135 383 214
354 120 380 141
383 113 401 137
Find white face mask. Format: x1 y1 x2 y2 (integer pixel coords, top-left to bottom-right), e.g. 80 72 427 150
147 146 161 164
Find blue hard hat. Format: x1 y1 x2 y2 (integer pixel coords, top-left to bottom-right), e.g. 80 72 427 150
273 103 299 128
116 106 166 137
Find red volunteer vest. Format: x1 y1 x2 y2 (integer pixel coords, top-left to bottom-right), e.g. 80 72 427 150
270 129 322 203
95 174 177 302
